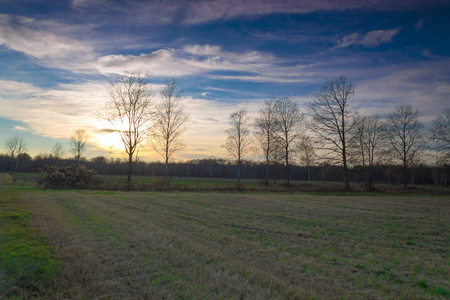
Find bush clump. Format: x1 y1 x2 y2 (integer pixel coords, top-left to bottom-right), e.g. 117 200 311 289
39 164 102 189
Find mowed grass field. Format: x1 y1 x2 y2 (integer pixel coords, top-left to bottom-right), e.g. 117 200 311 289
1 175 449 299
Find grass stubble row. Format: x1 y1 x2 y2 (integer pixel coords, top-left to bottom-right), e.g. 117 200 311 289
22 191 450 299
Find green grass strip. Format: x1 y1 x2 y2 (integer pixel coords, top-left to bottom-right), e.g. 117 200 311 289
0 188 62 298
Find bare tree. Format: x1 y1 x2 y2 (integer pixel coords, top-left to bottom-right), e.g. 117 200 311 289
222 108 252 183
298 135 316 184
272 97 304 186
254 99 276 185
430 108 450 164
307 76 357 189
70 129 89 165
98 72 154 183
350 115 367 185
151 80 189 180
352 115 386 187
52 142 66 162
385 104 425 188
5 135 27 174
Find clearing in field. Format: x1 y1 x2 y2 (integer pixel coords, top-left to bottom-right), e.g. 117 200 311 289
0 177 449 299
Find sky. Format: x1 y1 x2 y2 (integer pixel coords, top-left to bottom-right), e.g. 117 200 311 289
0 0 449 161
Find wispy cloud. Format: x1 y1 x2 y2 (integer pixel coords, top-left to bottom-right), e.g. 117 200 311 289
72 0 448 26
208 75 309 83
334 28 401 48
0 14 95 65
93 44 312 83
0 80 105 141
0 13 310 83
414 19 426 31
183 44 222 56
354 59 450 121
13 125 32 132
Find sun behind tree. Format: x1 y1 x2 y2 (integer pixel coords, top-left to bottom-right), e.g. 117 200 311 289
97 72 154 183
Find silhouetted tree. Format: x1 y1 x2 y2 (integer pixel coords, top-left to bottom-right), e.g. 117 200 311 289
385 104 425 187
151 80 189 180
272 97 304 186
352 115 386 187
98 72 154 183
70 129 88 165
254 99 276 185
430 108 450 165
5 135 27 174
298 135 316 184
222 108 252 183
307 76 357 189
51 142 66 164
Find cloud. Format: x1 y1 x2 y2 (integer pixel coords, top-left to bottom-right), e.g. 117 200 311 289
208 75 309 83
0 12 315 84
13 125 32 132
334 28 401 48
0 13 303 83
0 14 94 63
78 0 449 26
0 80 105 142
354 59 450 121
183 44 222 56
93 44 311 83
414 19 426 31
359 28 401 47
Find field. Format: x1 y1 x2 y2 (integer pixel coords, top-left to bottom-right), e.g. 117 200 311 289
1 174 449 299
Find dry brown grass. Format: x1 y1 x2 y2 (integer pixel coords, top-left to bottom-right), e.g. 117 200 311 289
23 191 449 299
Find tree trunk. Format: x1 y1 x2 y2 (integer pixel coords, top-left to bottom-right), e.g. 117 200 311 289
15 157 19 174
285 148 290 186
404 165 408 188
10 156 14 174
127 153 132 183
237 166 241 183
164 159 168 180
307 165 311 184
343 166 350 189
342 148 350 189
433 168 437 187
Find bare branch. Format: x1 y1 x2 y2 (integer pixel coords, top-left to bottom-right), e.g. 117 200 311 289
151 79 189 180
307 75 356 189
222 107 252 183
97 72 154 183
385 104 425 187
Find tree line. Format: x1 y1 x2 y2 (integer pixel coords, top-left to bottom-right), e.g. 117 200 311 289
0 152 446 186
2 74 449 188
224 76 449 188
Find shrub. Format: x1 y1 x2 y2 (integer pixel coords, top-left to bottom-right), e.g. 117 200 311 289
39 164 102 189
